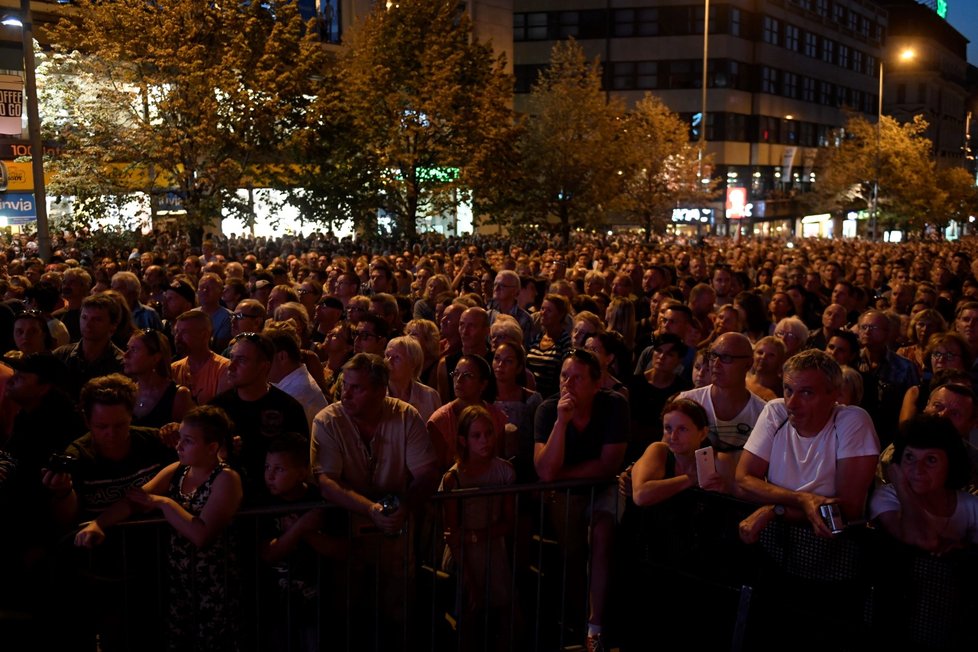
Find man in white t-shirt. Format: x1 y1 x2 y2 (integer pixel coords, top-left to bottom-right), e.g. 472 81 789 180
737 349 880 541
679 333 767 474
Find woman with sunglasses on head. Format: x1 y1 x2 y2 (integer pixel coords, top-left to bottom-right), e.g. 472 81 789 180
427 354 507 472
125 329 194 428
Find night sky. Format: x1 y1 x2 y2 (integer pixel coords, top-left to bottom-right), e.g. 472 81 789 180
945 1 978 65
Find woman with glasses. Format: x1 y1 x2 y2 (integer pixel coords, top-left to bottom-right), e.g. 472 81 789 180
427 354 507 472
345 295 371 326
900 332 973 424
125 329 194 428
773 316 809 359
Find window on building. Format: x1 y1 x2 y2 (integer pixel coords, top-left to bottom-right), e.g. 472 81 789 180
761 66 778 94
802 77 816 102
866 55 876 77
613 7 658 37
837 44 849 69
692 5 716 34
784 119 798 144
803 32 817 57
821 39 834 64
514 64 546 93
514 12 548 41
759 115 780 142
558 11 579 38
836 85 848 107
820 80 834 105
729 7 741 36
785 24 799 51
799 121 815 147
668 60 696 89
577 10 608 39
783 71 799 98
847 11 859 32
636 61 658 88
762 16 780 45
852 50 863 74
833 4 846 26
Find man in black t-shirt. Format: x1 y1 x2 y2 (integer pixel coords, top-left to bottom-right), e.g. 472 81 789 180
534 350 628 652
210 331 309 501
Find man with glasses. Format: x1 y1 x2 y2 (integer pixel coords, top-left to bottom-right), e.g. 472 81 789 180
857 310 918 448
737 349 879 542
353 313 390 356
679 333 767 471
488 269 533 348
230 299 266 339
633 304 696 386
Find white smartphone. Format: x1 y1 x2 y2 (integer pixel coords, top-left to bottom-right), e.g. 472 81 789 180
694 446 718 488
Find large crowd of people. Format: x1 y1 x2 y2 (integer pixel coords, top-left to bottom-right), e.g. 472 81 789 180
3 227 978 651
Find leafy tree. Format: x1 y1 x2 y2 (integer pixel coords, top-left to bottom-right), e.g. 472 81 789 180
516 39 625 243
810 114 939 236
295 0 515 240
935 166 978 232
39 0 325 239
617 93 718 240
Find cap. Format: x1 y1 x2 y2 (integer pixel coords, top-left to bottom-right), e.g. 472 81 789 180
165 279 196 305
3 352 66 383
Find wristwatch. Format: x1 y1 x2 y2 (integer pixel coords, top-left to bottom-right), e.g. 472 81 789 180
772 504 786 518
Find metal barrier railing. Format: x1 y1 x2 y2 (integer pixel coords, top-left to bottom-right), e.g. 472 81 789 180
10 482 978 651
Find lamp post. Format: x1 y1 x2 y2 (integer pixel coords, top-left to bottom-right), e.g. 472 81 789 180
870 47 915 242
2 0 49 262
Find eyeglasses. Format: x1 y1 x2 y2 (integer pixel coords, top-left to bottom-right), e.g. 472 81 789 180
354 331 380 340
931 350 960 361
705 351 752 365
232 312 263 321
449 370 476 381
774 331 799 339
857 324 881 333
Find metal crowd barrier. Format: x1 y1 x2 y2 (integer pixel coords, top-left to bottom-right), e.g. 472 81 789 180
5 482 978 651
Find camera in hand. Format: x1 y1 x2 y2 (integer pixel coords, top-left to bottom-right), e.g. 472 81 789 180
378 494 400 516
47 452 78 475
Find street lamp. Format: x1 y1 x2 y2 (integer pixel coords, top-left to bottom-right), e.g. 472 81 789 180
2 0 50 262
870 47 915 242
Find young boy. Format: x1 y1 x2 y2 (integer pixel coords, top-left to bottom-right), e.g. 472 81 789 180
260 432 344 652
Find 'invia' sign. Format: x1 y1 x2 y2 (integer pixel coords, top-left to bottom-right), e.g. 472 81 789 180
0 192 36 224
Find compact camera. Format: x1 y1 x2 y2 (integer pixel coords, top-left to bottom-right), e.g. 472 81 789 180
47 452 78 475
378 494 401 516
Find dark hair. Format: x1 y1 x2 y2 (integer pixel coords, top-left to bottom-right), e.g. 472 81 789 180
266 431 311 468
80 373 137 419
342 352 390 389
456 404 495 463
131 328 173 378
828 329 860 364
894 414 970 490
661 397 710 430
456 354 496 402
357 313 390 340
182 405 234 448
587 331 631 379
230 331 276 361
568 348 601 381
13 310 55 351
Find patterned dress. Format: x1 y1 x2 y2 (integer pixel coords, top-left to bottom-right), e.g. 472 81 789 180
166 463 239 652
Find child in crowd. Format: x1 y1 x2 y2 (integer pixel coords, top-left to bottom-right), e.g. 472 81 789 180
440 405 517 651
75 405 243 652
260 433 345 652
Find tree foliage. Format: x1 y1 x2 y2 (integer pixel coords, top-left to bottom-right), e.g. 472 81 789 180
39 0 326 236
934 166 978 231
516 39 625 243
810 114 941 231
295 0 515 240
617 93 718 240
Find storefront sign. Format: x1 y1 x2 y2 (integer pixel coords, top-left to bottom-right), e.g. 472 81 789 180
0 76 23 137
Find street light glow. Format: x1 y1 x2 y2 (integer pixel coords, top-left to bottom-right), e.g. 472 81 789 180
899 48 916 62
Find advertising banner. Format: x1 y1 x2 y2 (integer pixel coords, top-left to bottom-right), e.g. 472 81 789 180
0 75 23 136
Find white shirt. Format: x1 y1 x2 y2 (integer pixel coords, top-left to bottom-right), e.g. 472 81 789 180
678 385 768 451
744 401 880 496
870 484 978 545
273 365 329 429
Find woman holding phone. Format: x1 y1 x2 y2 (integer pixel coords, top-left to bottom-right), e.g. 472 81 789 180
631 398 733 507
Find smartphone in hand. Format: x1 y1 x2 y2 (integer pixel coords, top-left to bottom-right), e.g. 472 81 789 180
694 446 718 488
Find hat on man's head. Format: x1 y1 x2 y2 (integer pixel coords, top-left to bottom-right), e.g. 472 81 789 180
2 352 66 383
165 279 196 305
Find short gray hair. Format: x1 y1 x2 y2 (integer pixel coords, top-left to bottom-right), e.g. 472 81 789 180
782 348 842 391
